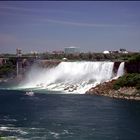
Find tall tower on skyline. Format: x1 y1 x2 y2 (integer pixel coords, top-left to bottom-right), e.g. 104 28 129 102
16 48 22 78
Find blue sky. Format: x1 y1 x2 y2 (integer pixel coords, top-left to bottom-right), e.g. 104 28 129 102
0 1 140 53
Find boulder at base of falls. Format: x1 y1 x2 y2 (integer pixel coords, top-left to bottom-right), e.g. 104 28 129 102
86 80 140 101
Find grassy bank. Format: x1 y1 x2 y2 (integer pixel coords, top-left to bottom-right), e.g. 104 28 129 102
113 73 140 90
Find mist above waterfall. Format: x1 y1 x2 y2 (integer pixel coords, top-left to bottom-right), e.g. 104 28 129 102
20 61 124 94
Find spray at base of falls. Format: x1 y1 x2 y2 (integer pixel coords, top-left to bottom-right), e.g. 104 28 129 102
20 61 125 94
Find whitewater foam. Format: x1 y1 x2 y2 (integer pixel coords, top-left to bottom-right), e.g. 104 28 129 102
20 61 124 94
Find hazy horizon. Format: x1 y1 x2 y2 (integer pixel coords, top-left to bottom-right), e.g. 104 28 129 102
0 1 140 53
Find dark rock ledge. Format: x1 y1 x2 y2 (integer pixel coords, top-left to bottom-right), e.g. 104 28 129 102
86 80 140 101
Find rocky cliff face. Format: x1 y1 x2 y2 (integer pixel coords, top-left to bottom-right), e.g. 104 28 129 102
36 60 140 74
37 60 61 68
113 61 140 74
125 62 140 73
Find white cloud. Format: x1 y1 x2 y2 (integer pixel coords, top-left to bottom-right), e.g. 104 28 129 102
46 19 129 28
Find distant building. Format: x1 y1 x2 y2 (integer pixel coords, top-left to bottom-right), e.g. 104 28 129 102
119 48 128 54
64 46 79 54
16 48 22 57
62 57 68 61
111 50 119 54
103 50 110 54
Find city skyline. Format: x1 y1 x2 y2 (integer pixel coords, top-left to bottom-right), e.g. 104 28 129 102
0 1 140 53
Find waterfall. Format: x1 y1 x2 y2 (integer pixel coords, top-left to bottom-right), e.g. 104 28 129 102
20 61 115 93
116 62 125 78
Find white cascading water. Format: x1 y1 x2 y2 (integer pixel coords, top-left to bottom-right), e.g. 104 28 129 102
116 62 125 78
20 61 116 94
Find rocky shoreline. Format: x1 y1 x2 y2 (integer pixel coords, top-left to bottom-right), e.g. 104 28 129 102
86 79 140 101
